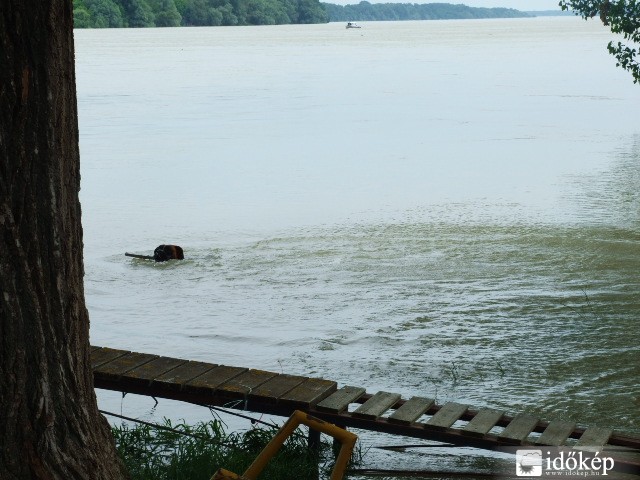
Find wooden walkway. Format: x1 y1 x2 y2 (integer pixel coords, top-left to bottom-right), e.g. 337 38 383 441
92 346 640 475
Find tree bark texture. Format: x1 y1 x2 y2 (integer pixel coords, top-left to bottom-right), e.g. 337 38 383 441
1 2 128 479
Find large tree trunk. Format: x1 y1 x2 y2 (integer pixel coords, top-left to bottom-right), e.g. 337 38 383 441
0 2 128 479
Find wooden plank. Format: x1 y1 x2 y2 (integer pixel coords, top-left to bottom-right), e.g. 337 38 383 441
536 420 577 446
152 361 217 390
388 396 434 425
186 365 247 391
91 347 130 369
498 414 539 444
217 369 278 395
426 402 468 430
94 352 158 378
316 386 366 414
249 374 307 404
462 408 504 437
353 391 401 420
575 427 613 451
125 356 188 383
279 378 338 408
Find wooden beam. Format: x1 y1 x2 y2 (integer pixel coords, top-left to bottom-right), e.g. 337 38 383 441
353 391 401 420
317 386 366 414
388 396 434 425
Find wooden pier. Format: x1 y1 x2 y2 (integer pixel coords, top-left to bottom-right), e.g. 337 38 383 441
92 346 640 475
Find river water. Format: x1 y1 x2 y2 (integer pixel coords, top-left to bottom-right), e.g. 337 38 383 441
75 17 639 476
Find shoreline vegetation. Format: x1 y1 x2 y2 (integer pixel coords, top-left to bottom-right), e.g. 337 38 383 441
112 417 354 479
73 0 560 29
324 3 530 22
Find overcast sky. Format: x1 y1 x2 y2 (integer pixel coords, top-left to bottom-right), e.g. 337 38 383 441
334 0 563 11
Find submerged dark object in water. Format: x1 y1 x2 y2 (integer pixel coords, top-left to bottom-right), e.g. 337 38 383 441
153 244 184 261
125 245 184 262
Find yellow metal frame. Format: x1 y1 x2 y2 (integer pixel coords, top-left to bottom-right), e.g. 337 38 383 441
211 410 358 480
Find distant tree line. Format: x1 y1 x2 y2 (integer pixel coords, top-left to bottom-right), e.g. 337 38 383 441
72 0 329 27
73 0 533 28
323 2 531 22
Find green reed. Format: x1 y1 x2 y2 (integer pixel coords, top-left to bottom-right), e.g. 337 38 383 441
112 418 336 480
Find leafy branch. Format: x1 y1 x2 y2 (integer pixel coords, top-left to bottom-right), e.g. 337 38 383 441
559 0 640 83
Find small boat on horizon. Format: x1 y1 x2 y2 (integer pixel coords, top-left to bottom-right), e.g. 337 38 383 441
346 22 361 29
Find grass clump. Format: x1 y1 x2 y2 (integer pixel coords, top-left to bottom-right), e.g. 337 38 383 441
112 418 332 480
